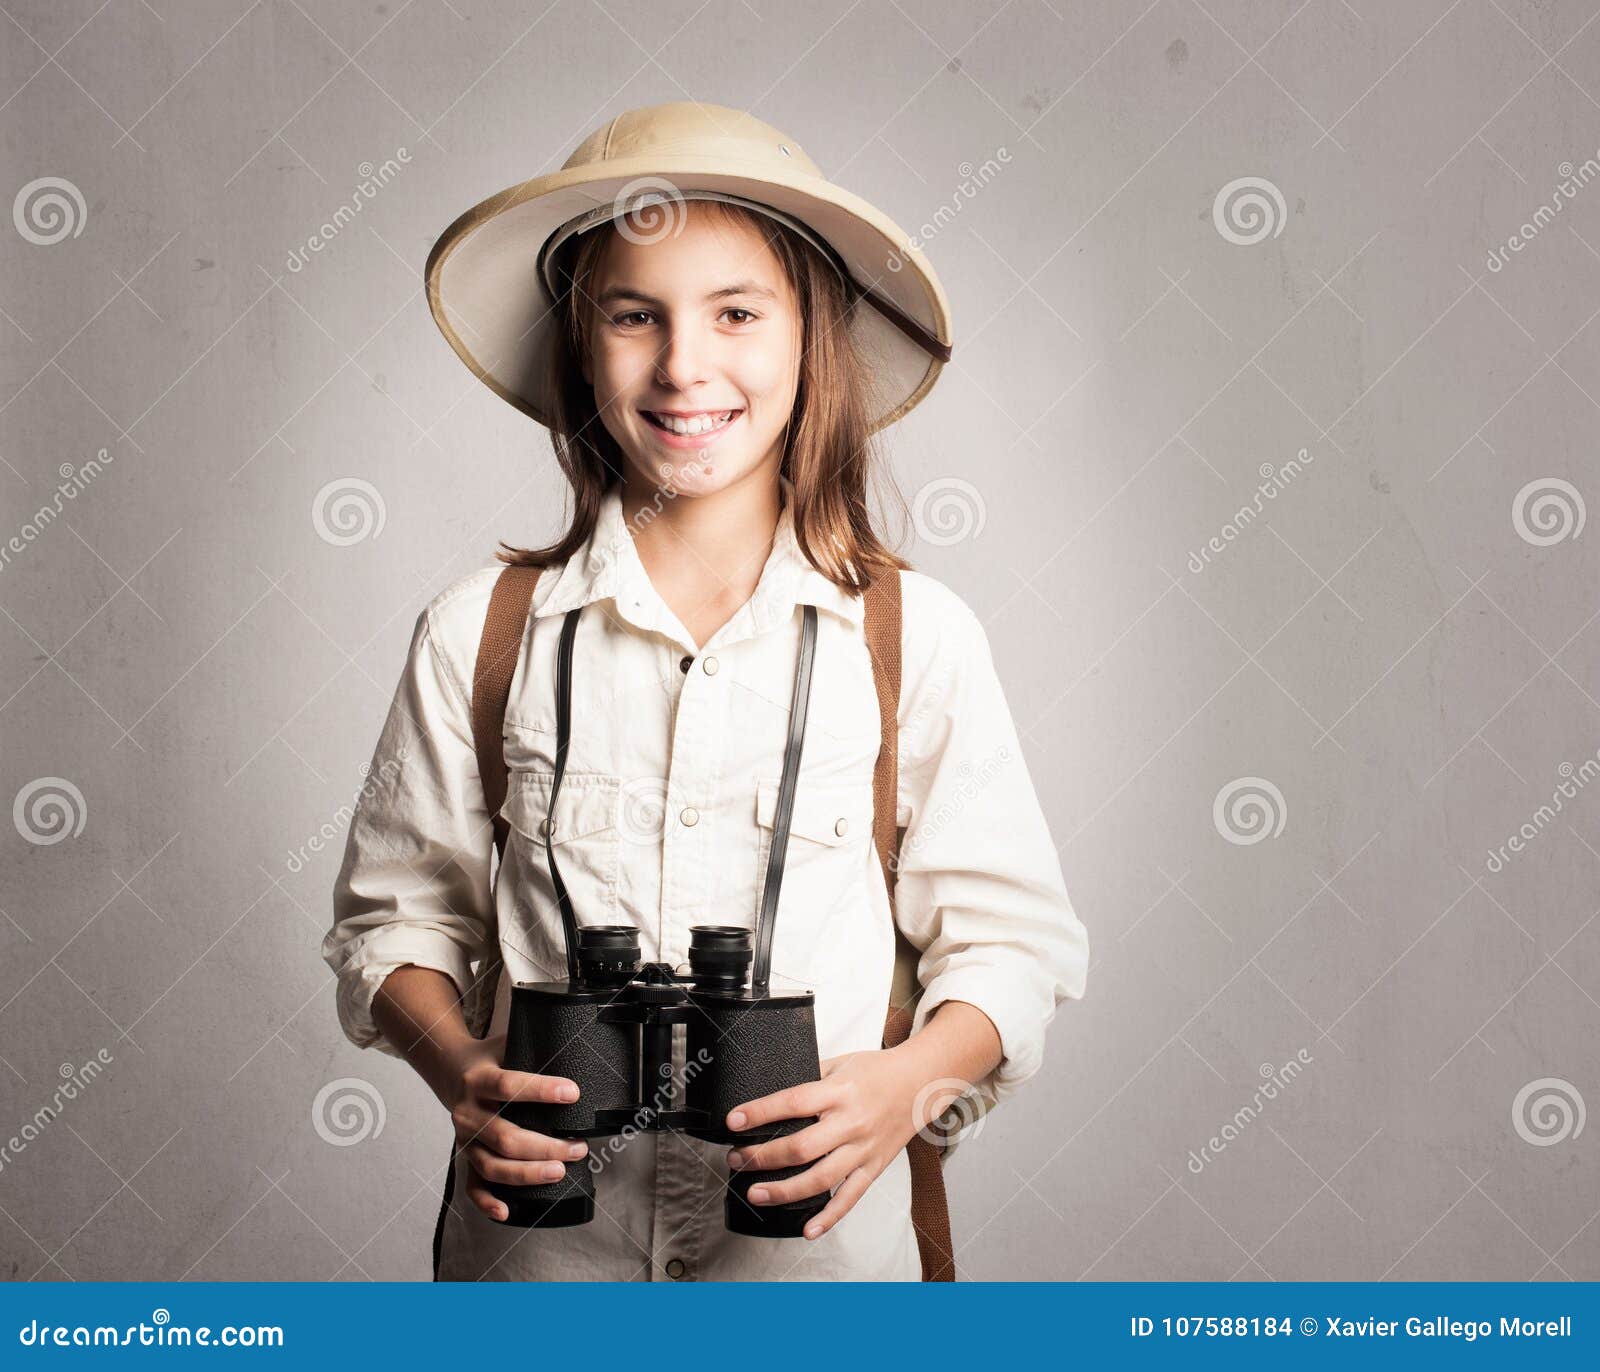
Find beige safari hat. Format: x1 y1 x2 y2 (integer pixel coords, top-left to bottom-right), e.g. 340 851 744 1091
424 101 952 433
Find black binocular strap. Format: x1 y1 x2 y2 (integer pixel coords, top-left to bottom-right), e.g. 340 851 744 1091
542 603 818 995
546 606 584 984
752 603 816 995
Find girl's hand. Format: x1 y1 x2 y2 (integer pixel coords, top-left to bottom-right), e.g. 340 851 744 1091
441 1033 590 1222
723 1045 970 1240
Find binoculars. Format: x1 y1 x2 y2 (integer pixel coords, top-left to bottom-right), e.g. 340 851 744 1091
488 923 827 1238
487 600 828 1239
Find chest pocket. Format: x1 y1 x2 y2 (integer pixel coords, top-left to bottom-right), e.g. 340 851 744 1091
754 776 874 914
499 772 621 924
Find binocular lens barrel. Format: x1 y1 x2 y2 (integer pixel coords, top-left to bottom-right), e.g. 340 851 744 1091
490 1155 596 1229
576 924 641 986
687 925 752 991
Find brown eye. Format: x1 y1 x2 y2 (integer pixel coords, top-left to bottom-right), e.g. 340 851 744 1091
723 308 756 325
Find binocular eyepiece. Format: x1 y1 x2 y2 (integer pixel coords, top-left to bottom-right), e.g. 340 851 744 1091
570 923 753 990
684 925 753 991
489 924 826 1240
573 924 641 985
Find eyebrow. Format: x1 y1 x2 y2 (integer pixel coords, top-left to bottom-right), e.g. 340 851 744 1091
594 281 779 306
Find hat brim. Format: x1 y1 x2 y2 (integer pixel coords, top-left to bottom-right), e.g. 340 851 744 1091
424 154 952 434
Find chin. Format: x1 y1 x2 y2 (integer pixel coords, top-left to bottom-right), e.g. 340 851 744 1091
631 445 764 499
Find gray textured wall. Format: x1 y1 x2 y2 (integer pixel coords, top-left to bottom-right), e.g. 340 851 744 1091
3 0 1598 1282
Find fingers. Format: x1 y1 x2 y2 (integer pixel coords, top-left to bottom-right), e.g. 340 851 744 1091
451 1093 588 1157
727 1080 829 1132
479 1114 589 1165
464 1141 583 1188
450 1065 584 1160
463 1171 509 1221
461 1145 588 1224
470 1065 581 1106
727 1118 839 1172
796 1165 874 1239
742 1148 856 1207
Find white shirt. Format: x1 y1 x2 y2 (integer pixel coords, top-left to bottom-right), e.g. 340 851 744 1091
322 480 1089 1281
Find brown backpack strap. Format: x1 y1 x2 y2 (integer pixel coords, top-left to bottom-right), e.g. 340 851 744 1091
864 570 956 1283
434 564 543 1281
864 571 902 905
472 565 545 861
883 1005 956 1281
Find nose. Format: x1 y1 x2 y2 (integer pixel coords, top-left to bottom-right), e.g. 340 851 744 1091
653 319 710 392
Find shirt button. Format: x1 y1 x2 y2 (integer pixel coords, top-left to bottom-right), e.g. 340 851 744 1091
834 817 848 837
702 655 719 675
680 807 699 827
664 1257 687 1280
538 819 554 838
679 655 692 673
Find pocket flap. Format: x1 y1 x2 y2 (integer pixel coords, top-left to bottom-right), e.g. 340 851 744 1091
501 774 617 845
755 778 873 846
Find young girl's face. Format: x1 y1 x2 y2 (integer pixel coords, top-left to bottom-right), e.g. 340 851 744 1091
583 206 802 501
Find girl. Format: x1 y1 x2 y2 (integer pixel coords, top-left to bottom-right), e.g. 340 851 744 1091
322 102 1088 1282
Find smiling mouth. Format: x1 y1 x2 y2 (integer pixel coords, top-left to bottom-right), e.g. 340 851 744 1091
641 409 743 435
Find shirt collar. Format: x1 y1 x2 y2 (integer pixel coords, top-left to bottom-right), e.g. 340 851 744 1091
534 475 865 643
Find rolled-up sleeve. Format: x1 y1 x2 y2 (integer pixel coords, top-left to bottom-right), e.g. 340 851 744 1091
892 590 1089 1112
322 604 495 1059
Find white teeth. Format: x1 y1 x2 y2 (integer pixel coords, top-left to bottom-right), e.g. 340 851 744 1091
650 410 736 435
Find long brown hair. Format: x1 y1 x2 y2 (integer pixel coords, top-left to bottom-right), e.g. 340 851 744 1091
493 199 913 594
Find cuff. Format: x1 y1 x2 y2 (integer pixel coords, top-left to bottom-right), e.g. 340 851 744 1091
910 962 1047 1116
327 926 478 1060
